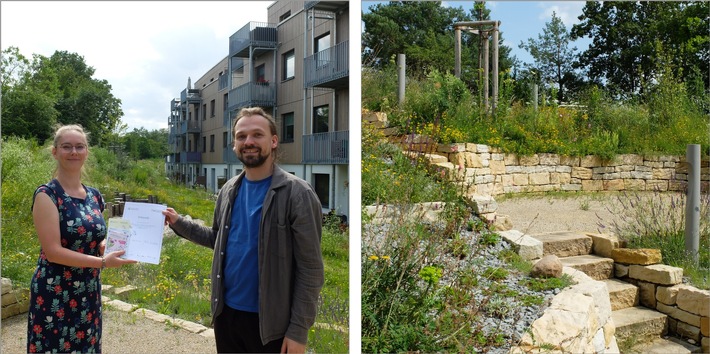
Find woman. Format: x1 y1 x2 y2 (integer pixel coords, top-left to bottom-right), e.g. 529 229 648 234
27 124 136 353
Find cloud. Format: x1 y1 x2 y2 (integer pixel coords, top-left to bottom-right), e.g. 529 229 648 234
538 2 586 27
1 1 269 132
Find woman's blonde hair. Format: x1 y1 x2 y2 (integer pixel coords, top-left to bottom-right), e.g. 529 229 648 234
51 124 90 178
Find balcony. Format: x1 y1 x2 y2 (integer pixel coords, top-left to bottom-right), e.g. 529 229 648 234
180 89 201 103
179 151 202 163
179 120 201 134
305 1 348 12
229 22 277 58
302 130 349 164
223 146 239 164
304 41 349 89
228 82 275 110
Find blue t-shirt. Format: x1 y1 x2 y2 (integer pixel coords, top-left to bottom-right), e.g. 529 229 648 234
224 175 272 313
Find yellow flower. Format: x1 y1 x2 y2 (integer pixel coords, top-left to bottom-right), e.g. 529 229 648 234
369 255 379 261
381 256 390 260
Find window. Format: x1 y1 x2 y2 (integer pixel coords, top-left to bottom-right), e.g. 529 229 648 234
210 99 216 118
223 93 228 111
223 131 228 148
210 134 215 152
315 32 331 66
313 105 329 133
202 137 206 153
202 104 207 120
313 174 330 209
283 50 295 80
256 64 266 83
282 112 294 143
279 10 291 22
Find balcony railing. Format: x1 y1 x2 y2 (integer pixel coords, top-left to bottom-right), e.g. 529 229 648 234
302 130 349 164
228 82 275 110
304 41 349 88
180 89 201 102
305 1 348 12
179 120 201 134
223 146 239 164
229 22 277 58
218 74 228 91
179 151 202 163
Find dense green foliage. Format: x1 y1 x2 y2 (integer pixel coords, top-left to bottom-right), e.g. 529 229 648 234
571 1 709 100
1 138 348 352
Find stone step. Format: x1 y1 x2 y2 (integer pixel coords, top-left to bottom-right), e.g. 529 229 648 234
531 231 593 257
613 306 667 345
559 254 614 280
629 337 703 354
603 278 639 311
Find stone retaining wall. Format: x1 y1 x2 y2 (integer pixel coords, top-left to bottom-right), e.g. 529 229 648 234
364 110 710 197
2 277 29 319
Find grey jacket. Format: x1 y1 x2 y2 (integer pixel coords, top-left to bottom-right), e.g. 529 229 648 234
169 165 324 345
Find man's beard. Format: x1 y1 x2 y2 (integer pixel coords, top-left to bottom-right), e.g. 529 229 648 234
237 147 270 168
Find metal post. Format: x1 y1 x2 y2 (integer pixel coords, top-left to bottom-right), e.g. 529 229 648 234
397 54 406 105
533 84 538 111
685 144 701 264
492 22 499 115
454 28 461 78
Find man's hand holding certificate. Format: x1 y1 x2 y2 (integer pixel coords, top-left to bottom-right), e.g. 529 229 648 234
106 202 167 264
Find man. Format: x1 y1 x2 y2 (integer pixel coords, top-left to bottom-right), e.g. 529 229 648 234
163 107 324 353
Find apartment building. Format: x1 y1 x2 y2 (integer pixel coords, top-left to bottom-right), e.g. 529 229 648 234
166 1 350 219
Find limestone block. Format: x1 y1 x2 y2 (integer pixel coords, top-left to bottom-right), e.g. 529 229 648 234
702 317 709 336
645 160 664 168
200 328 216 339
568 280 613 328
581 155 603 167
657 302 701 327
1 301 29 319
561 184 582 191
676 321 701 342
625 179 646 191
637 281 657 308
170 318 209 334
676 286 710 317
603 320 616 347
474 174 495 184
611 248 662 265
499 230 543 260
489 160 506 174
476 144 489 153
2 288 28 307
491 153 504 161
656 285 682 306
531 255 563 278
604 179 625 191
137 308 172 323
449 152 483 168
437 143 467 153
468 195 498 214
512 173 529 186
105 299 137 312
653 168 674 180
1 278 12 295
560 155 580 167
702 337 709 354
493 214 513 231
592 327 606 353
550 172 572 185
539 153 560 165
504 153 518 165
572 167 593 179
646 180 669 191
669 180 686 191
113 285 138 296
362 110 387 123
630 170 653 180
519 155 539 166
518 291 598 354
582 180 603 191
586 233 619 258
529 173 550 185
628 264 683 285
593 166 616 174
556 165 573 173
602 172 621 180
614 264 629 278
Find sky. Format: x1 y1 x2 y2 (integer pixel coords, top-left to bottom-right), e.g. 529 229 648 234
2 1 590 133
1 1 270 132
362 1 591 67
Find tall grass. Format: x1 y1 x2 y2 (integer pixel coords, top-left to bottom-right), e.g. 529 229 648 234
1 137 348 352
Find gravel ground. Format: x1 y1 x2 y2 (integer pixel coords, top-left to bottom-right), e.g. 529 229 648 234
1 303 216 354
496 193 622 235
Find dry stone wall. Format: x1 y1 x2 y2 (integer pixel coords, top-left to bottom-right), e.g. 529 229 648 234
2 277 29 319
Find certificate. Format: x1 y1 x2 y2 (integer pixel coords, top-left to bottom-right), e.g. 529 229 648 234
105 202 167 264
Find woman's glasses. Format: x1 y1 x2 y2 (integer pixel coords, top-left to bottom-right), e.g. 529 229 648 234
58 144 87 153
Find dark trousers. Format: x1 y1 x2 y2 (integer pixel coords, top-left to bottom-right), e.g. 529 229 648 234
214 305 284 353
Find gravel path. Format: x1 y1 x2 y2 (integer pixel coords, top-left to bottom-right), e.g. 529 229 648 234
496 193 622 235
1 303 216 354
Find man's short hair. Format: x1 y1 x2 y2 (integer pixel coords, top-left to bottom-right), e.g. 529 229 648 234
234 107 277 138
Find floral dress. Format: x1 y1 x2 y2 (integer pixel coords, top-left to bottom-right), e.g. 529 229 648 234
27 179 106 353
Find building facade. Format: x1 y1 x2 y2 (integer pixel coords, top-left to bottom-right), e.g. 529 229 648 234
166 1 350 219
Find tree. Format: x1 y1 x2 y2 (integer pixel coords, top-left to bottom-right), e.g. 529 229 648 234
519 11 578 103
571 1 709 100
